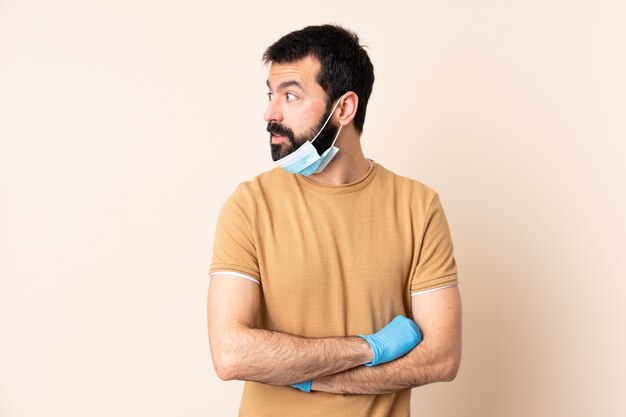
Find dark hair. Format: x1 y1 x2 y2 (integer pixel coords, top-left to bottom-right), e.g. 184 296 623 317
263 24 375 134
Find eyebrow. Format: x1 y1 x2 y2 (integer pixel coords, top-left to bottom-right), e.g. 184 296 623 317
266 79 305 91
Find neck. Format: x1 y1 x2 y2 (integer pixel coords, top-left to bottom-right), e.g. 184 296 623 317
307 128 371 185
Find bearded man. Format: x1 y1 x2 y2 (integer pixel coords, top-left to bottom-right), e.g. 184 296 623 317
208 24 462 417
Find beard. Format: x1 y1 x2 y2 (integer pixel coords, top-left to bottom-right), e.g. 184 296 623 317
267 103 340 162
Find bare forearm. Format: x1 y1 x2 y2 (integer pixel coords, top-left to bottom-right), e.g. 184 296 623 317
314 287 463 395
312 343 460 395
214 326 373 385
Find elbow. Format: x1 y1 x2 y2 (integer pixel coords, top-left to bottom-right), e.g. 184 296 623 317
440 360 459 382
213 360 235 381
209 324 253 381
212 349 240 381
439 353 461 382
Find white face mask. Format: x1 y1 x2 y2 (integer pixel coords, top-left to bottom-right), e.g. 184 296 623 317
273 99 343 176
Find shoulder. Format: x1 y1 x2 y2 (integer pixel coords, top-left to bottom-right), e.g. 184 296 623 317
226 167 295 205
375 163 439 203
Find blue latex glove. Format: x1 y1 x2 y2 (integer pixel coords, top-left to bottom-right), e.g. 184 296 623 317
291 381 312 393
358 315 422 366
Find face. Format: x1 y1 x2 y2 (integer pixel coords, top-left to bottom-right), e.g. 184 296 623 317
264 56 340 161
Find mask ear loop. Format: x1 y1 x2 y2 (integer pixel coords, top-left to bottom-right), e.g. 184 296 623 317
309 97 342 144
327 95 347 148
328 124 343 148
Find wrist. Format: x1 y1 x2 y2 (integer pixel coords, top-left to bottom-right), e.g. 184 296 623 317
355 336 375 365
311 375 331 393
310 379 319 392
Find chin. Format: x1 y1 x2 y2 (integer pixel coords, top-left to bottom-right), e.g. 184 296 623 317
271 144 293 161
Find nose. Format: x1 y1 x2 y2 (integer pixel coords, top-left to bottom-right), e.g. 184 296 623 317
264 98 282 123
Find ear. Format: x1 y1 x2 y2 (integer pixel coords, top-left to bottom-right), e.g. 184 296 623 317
336 92 359 127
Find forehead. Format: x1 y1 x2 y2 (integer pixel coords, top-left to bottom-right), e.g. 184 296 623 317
267 55 325 94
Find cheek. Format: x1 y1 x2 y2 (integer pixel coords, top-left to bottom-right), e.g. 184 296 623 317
286 103 322 135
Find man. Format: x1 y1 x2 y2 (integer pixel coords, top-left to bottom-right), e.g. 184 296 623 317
208 25 462 417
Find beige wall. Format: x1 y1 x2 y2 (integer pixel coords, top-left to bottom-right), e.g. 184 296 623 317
1 1 625 416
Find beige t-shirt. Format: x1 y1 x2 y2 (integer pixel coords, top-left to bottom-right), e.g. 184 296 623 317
210 161 458 417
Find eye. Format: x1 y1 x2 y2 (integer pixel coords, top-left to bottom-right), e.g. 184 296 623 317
266 92 274 101
286 92 297 102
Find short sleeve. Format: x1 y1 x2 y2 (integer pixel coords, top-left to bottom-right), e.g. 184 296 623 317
209 185 261 282
411 193 458 293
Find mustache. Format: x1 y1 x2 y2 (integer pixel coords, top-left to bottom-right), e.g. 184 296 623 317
266 122 294 138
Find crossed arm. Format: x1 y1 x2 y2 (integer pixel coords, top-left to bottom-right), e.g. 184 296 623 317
207 274 462 394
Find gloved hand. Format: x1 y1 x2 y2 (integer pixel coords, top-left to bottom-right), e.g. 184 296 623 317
358 315 422 366
291 381 312 392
